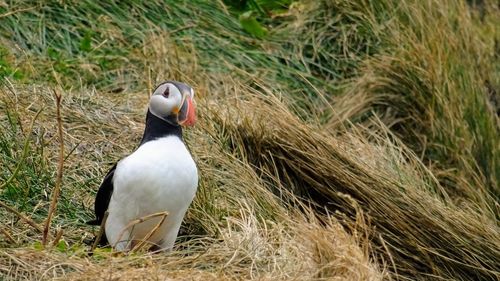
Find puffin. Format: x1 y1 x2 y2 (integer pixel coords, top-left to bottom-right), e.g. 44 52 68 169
87 81 198 252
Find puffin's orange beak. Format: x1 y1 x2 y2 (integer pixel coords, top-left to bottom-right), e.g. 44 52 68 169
178 96 196 126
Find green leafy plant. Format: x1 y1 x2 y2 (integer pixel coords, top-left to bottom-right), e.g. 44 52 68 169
0 46 24 80
239 11 268 38
226 0 294 38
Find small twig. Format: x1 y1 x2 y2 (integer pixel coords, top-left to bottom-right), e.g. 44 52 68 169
147 67 152 99
0 108 43 190
50 227 64 248
91 211 109 252
0 6 36 19
114 211 169 251
0 226 16 244
131 212 168 252
168 23 196 35
42 89 65 246
0 200 43 233
2 251 29 268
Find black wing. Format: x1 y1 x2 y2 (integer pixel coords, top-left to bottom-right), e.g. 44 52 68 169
86 163 117 226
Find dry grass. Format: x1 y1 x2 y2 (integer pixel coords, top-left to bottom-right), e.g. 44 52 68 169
0 80 385 280
211 91 499 279
1 0 499 280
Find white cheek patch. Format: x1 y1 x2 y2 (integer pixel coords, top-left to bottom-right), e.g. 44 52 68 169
149 90 183 120
149 95 174 119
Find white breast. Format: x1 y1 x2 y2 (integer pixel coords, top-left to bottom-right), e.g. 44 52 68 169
105 136 198 251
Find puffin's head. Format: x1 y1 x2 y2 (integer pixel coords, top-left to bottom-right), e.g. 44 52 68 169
149 81 196 126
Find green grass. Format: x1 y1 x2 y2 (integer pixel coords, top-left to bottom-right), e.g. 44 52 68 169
0 0 499 280
0 1 380 107
342 0 499 207
0 87 97 240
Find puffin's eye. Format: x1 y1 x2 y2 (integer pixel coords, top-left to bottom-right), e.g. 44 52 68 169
162 87 170 98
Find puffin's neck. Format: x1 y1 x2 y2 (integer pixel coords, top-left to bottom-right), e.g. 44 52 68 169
139 110 182 145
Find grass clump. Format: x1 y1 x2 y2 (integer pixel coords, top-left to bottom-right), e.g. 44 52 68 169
0 80 386 280
0 0 499 280
214 92 499 279
338 0 500 208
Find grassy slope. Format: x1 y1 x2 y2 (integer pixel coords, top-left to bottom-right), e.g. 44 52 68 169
0 0 499 280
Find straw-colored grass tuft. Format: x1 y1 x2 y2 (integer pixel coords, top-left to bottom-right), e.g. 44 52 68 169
1 0 499 280
207 91 499 280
